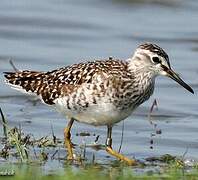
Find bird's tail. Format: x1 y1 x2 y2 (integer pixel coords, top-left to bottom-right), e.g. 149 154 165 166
4 70 45 96
4 70 63 105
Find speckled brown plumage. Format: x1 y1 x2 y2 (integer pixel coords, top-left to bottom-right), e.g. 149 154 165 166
4 59 132 105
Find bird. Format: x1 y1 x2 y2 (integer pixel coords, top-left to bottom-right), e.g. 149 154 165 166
4 42 194 165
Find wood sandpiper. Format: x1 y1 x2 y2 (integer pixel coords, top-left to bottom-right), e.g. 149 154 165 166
4 42 194 165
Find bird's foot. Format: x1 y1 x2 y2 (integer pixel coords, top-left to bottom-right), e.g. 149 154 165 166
106 146 136 166
65 140 83 162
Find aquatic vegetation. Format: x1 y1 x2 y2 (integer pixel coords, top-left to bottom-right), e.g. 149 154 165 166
1 107 198 179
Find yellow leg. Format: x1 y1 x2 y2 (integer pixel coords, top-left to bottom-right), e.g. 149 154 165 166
106 147 136 165
105 126 136 166
64 118 74 160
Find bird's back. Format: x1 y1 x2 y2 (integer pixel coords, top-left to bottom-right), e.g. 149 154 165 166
4 59 130 104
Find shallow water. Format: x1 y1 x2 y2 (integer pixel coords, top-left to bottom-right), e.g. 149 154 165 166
0 0 198 172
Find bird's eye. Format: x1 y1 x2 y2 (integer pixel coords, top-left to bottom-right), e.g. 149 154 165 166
152 57 161 64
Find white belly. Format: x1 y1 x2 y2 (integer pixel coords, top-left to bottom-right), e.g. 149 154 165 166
54 98 133 126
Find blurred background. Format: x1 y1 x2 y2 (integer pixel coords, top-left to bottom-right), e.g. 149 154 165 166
0 0 198 168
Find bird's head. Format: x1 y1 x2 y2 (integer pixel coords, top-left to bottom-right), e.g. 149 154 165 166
130 42 194 94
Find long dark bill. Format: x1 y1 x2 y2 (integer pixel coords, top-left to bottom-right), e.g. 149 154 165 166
163 66 194 94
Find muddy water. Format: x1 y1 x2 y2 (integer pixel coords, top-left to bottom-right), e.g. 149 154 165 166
0 0 198 171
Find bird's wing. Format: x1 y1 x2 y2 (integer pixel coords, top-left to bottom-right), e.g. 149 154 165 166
46 59 128 85
4 59 128 105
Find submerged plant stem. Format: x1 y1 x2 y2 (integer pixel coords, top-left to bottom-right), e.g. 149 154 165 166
0 107 7 138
